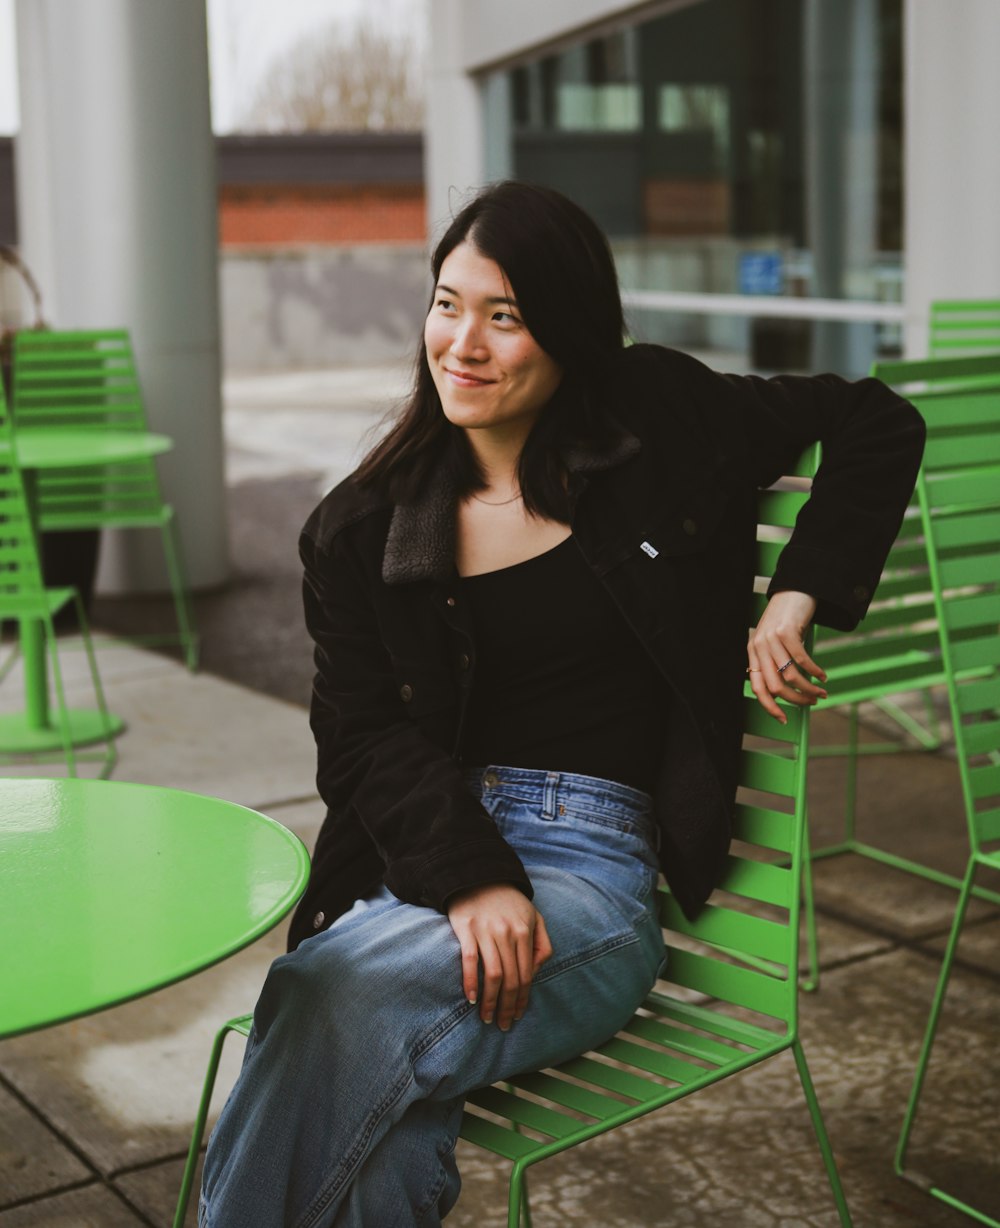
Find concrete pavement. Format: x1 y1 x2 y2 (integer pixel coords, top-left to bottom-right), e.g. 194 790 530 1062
1 366 997 1226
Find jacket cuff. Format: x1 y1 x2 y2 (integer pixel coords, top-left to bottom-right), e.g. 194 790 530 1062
768 544 880 632
389 838 534 913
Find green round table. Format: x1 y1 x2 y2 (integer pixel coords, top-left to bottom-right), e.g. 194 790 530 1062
0 429 174 755
0 778 310 1039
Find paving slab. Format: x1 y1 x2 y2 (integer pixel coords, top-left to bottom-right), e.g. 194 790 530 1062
0 1082 90 1204
0 1184 145 1227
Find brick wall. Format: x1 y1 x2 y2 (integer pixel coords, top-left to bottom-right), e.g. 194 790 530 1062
219 182 426 246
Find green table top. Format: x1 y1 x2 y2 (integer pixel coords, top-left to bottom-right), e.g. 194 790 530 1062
0 778 310 1039
14 428 173 469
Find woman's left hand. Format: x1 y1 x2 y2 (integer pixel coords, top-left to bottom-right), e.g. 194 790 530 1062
747 590 828 723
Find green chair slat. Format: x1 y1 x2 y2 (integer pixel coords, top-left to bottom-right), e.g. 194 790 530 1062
645 991 780 1049
937 551 1000 589
949 634 1000 674
955 675 1000 718
756 488 809 524
926 466 1000 510
594 1035 710 1086
968 762 1000 801
556 1053 662 1102
962 717 1000 757
923 431 1000 469
665 947 788 1018
931 508 1000 550
732 802 795 853
468 1085 588 1140
739 746 796 794
741 698 804 742
974 805 1000 844
459 1111 538 1161
659 894 789 965
621 1012 746 1066
821 629 939 671
718 855 793 908
941 589 1000 632
508 1071 623 1121
873 352 1000 385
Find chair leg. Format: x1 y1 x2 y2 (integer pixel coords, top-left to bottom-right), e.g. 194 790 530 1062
507 1159 532 1228
161 514 199 672
792 1040 853 1227
173 1015 253 1228
895 860 978 1187
800 809 820 992
72 592 118 778
42 614 77 778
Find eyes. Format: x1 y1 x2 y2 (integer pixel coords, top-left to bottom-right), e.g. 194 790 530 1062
433 297 521 328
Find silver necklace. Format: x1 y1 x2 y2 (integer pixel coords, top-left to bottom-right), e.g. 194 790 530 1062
471 490 522 507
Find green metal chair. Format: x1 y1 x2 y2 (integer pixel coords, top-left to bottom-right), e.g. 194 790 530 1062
11 328 198 670
799 352 1000 988
0 380 117 778
173 474 852 1228
894 369 1000 1225
928 297 1000 358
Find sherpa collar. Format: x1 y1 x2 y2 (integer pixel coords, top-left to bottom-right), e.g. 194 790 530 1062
381 425 641 586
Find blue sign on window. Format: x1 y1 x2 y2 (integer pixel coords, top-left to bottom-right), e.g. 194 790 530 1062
739 252 783 296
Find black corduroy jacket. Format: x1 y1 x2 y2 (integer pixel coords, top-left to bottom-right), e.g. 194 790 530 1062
287 344 925 951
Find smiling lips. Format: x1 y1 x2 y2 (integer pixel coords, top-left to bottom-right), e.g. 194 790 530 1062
445 367 496 387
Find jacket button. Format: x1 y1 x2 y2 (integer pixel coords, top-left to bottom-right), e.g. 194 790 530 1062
853 585 869 602
312 911 326 929
400 684 414 702
446 596 456 607
682 517 698 536
459 653 470 671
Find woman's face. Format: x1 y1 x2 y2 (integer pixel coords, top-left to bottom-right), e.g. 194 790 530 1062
424 241 563 451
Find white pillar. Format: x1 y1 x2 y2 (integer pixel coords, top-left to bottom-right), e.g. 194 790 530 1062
425 0 487 244
903 0 1000 356
14 0 227 591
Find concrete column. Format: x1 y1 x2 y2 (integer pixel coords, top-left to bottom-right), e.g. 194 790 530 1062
14 0 227 591
425 0 487 244
903 0 1000 356
803 0 879 376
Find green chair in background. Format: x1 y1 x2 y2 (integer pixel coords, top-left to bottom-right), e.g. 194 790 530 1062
798 353 1000 988
173 469 853 1228
928 297 1000 358
0 381 117 778
894 367 1000 1226
11 328 198 670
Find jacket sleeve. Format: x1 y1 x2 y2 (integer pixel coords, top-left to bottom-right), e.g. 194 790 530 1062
300 525 533 913
731 369 925 630
636 347 926 631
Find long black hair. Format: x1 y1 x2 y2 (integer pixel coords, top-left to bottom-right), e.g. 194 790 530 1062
354 180 626 519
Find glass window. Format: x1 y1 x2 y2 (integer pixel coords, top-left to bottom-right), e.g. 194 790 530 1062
490 0 903 376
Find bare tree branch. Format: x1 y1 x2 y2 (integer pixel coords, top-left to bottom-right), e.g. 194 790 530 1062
241 14 424 132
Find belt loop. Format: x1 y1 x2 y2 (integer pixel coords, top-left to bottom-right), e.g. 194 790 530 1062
541 771 559 821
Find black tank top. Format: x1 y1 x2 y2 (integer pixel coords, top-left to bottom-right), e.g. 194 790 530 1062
459 535 667 794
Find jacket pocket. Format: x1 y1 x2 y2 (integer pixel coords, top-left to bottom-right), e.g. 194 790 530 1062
633 478 729 559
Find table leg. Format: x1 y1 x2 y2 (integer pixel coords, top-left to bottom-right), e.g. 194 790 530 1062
0 616 124 754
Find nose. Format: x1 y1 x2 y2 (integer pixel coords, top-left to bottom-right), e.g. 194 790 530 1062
450 314 488 362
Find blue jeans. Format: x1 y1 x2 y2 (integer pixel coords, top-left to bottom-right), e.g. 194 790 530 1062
199 766 666 1228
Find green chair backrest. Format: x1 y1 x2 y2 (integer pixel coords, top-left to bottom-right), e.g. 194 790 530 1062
11 328 167 529
915 378 1000 857
928 298 1000 357
0 380 48 617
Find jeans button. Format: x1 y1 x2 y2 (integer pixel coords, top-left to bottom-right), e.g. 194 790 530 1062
484 770 499 788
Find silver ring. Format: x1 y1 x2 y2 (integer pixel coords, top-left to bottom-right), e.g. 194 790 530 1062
777 659 793 673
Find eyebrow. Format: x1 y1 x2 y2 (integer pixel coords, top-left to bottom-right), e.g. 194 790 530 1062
436 282 519 309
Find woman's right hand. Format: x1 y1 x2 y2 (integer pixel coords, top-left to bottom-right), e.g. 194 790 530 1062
446 883 552 1031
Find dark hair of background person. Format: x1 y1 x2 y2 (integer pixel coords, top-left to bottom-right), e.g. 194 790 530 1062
354 180 627 520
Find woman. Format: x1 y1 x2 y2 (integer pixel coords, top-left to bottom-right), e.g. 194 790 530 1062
200 181 924 1227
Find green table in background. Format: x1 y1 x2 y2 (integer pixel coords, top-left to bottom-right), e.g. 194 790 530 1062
0 778 309 1039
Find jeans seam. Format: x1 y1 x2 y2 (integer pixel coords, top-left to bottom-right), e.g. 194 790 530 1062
293 1000 474 1228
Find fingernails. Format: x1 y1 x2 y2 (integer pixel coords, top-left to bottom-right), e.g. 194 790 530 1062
468 991 477 1005
483 1012 493 1025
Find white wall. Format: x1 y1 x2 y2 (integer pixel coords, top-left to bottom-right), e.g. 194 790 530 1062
903 0 1000 354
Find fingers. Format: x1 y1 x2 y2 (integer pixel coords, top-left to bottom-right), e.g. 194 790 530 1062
447 885 547 1031
748 592 828 722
